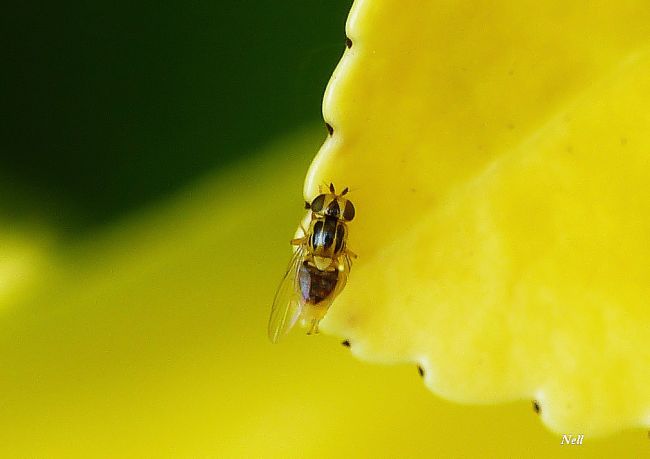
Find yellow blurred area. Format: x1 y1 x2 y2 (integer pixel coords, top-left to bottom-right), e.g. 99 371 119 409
0 227 51 312
0 129 646 457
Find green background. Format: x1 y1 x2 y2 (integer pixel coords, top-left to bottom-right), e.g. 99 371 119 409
3 1 351 232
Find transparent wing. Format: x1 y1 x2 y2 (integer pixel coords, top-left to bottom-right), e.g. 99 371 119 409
332 252 352 299
268 245 306 343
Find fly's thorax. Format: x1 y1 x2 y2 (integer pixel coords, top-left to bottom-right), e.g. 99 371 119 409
309 216 348 258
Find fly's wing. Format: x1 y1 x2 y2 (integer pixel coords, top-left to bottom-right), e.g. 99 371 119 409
332 253 352 299
268 245 306 343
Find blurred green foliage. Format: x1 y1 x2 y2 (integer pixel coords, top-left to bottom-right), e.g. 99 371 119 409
2 0 351 232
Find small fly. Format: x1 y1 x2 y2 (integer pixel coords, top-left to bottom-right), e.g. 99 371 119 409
268 183 356 343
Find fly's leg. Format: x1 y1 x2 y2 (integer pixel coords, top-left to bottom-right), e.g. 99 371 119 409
345 248 358 259
291 226 310 246
306 319 320 335
291 236 308 246
291 221 311 246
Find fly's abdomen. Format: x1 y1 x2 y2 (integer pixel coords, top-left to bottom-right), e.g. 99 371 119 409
298 261 339 305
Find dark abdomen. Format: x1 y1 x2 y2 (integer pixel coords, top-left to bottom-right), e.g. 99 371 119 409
298 261 339 305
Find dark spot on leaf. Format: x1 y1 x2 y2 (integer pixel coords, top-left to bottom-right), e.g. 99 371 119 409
417 366 425 377
533 400 541 414
326 123 334 135
341 340 351 347
346 37 352 49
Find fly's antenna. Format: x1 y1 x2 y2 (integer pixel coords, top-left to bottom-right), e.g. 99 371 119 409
317 182 358 195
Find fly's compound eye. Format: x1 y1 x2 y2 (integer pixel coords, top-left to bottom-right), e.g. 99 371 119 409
343 200 355 221
310 194 326 213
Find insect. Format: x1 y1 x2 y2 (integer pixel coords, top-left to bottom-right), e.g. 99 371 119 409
268 183 357 343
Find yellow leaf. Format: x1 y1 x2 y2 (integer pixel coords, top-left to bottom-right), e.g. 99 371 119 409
307 0 650 435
